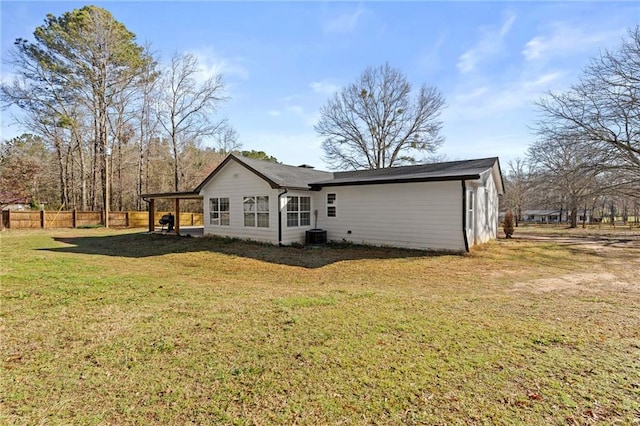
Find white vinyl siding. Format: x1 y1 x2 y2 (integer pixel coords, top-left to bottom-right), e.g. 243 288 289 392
316 181 466 251
471 170 500 245
200 160 279 244
200 156 501 250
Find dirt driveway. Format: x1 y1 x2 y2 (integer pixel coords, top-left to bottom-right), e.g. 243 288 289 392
509 227 640 293
514 227 640 249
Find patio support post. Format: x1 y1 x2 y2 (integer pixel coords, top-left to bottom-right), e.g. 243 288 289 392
148 199 155 233
174 198 180 235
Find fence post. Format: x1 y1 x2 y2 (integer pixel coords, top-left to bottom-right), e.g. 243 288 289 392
126 211 130 228
72 209 77 228
40 209 46 229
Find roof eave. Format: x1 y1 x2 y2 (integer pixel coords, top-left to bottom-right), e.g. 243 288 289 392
141 191 202 200
310 174 482 189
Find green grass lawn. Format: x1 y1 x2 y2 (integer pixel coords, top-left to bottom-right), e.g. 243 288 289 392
1 228 639 425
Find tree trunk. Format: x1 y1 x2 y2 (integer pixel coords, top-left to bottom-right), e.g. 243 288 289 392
172 132 179 191
77 131 87 211
570 207 578 228
53 133 68 208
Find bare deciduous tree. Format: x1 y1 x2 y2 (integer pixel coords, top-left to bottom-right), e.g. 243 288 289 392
315 62 445 170
535 26 640 192
527 136 602 228
212 121 241 154
502 158 533 226
158 52 227 191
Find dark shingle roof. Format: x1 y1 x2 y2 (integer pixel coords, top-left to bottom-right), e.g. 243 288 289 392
310 157 500 187
195 154 333 191
196 155 502 192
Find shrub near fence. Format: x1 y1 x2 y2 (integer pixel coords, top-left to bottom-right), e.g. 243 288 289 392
0 210 203 230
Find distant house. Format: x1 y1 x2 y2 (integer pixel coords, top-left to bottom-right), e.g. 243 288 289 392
0 192 31 211
520 209 595 224
522 209 562 223
192 154 504 252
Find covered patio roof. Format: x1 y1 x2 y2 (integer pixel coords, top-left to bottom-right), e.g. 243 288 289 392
141 191 203 235
141 191 202 200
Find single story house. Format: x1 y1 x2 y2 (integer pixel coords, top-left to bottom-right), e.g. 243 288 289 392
521 209 563 223
518 209 595 224
186 154 504 252
0 192 31 211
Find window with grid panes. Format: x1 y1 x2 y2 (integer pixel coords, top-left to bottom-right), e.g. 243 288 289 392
286 196 311 227
327 193 336 217
243 196 269 227
209 197 230 226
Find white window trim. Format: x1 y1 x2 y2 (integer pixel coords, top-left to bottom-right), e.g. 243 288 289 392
209 197 230 226
286 195 311 228
467 190 474 232
327 193 337 218
243 195 269 228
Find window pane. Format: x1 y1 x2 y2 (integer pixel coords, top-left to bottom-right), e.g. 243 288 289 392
220 212 230 226
210 212 217 225
286 196 298 212
244 213 255 227
210 198 218 211
327 193 336 204
300 212 311 226
257 196 269 212
220 198 230 211
287 212 298 227
244 197 255 212
257 212 269 228
300 197 310 212
328 206 336 217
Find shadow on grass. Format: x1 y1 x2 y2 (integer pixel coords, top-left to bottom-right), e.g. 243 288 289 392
42 232 447 268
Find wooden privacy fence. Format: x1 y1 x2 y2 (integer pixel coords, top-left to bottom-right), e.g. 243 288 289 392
1 210 203 230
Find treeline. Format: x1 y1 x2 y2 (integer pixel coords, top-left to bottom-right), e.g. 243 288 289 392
0 128 279 211
0 133 228 211
0 6 242 212
502 27 640 227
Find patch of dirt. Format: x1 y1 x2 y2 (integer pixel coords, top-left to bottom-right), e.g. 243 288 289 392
512 272 636 293
515 233 640 250
510 229 640 293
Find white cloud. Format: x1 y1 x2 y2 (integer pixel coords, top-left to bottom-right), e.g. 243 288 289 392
188 47 250 82
522 71 564 89
267 110 281 117
310 80 340 96
446 71 565 124
457 12 517 74
455 86 489 103
286 105 319 127
523 23 624 61
416 32 447 75
323 4 365 34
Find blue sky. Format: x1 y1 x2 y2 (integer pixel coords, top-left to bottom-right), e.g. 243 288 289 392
1 1 638 169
